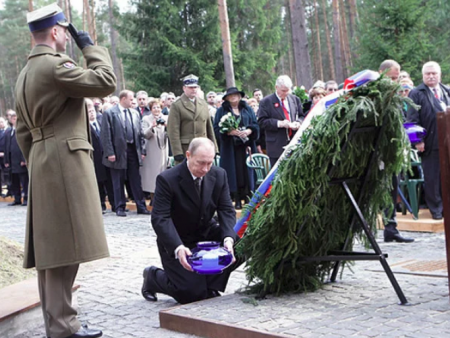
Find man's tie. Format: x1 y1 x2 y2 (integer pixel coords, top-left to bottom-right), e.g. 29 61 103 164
124 109 134 143
93 122 99 135
141 107 145 116
194 177 202 196
433 88 440 100
280 99 292 138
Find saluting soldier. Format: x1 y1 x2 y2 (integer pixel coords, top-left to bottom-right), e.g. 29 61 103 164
14 4 116 338
167 74 217 164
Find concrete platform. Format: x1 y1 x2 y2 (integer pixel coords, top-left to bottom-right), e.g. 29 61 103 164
0 278 79 337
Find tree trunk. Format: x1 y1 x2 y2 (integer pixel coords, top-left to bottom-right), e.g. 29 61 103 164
284 1 296 84
308 7 318 80
289 0 313 89
321 0 335 81
340 0 352 76
28 0 34 49
217 0 235 88
90 0 98 44
332 0 343 83
348 0 358 42
64 0 75 60
109 0 122 94
314 0 323 81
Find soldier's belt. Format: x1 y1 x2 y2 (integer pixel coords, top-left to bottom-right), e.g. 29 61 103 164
31 125 55 142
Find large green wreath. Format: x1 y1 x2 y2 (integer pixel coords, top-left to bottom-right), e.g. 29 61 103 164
237 76 411 294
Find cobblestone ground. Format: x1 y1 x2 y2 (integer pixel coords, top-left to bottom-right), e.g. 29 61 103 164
1 201 449 337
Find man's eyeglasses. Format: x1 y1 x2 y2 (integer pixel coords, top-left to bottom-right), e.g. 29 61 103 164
327 88 338 92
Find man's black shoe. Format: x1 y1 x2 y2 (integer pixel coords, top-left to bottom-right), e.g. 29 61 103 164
64 324 102 338
384 234 414 243
142 266 158 301
21 201 27 206
432 213 443 220
235 200 242 210
8 201 21 206
137 208 150 215
116 210 126 217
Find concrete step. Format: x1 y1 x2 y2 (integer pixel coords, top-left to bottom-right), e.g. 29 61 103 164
0 278 79 337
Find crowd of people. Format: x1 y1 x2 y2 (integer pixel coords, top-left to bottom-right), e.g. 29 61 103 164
1 60 447 224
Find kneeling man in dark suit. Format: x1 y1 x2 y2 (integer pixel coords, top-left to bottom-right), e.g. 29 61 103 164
141 137 239 304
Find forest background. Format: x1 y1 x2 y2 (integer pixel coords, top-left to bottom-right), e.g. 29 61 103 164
0 0 449 115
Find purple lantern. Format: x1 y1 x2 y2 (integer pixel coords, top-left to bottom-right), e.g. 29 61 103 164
187 241 233 274
403 122 427 144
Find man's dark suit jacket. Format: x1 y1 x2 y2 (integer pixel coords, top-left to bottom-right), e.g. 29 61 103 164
4 128 27 174
90 122 106 183
258 93 305 159
407 83 450 156
100 105 144 169
151 160 237 256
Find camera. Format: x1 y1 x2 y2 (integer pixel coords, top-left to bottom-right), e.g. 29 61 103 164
156 118 166 125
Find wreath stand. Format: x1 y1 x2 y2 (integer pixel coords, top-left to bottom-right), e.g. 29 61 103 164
268 113 409 305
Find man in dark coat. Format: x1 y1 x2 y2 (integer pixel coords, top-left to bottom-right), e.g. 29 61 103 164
87 99 114 212
258 75 305 167
141 138 239 304
0 117 6 197
407 61 450 220
14 4 116 338
4 111 28 206
100 90 150 216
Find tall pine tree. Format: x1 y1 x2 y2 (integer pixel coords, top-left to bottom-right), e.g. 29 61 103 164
353 0 436 83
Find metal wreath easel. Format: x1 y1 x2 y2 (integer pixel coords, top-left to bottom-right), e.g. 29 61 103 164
269 112 409 305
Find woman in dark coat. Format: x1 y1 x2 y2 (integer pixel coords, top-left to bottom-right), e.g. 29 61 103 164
214 87 259 209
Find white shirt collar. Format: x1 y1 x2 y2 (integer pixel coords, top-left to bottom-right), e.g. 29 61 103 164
186 160 202 181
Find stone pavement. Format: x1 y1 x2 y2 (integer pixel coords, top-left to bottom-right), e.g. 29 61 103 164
1 200 449 337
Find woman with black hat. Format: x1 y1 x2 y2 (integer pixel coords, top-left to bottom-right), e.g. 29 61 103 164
213 87 259 209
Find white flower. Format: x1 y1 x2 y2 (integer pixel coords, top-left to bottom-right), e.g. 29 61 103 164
300 86 305 90
219 122 223 127
220 116 227 122
227 112 232 116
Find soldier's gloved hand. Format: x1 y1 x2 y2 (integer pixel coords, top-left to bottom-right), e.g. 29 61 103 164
174 154 185 162
68 23 93 50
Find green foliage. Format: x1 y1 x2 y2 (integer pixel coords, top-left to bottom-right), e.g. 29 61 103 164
119 0 283 96
353 0 444 83
237 76 410 294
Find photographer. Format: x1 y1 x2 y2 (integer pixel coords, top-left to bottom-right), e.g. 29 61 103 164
141 99 169 204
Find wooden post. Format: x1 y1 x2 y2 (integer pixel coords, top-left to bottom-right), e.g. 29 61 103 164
217 0 235 88
436 108 450 299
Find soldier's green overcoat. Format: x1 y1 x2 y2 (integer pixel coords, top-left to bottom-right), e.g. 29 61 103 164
167 93 217 158
15 45 116 270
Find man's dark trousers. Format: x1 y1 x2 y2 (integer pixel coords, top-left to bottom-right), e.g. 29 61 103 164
110 143 146 211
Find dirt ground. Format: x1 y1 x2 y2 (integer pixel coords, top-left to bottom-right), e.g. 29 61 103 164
0 236 35 288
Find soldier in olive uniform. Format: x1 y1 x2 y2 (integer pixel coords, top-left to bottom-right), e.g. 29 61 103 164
14 4 116 338
167 75 217 164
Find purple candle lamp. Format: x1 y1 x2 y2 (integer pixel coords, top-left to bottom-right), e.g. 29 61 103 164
403 122 427 144
187 241 233 274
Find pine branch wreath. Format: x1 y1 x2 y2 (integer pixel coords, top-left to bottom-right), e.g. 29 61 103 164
237 76 410 295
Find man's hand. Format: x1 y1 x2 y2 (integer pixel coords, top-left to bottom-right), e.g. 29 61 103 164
4 163 9 168
20 161 26 167
0 152 4 157
289 121 300 130
415 142 425 152
223 241 236 264
108 155 116 162
177 247 193 271
278 119 290 128
68 23 94 50
141 154 146 160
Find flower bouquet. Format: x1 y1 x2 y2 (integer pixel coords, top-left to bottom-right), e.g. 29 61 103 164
219 112 249 143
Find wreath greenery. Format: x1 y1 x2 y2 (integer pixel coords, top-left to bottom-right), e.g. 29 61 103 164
237 75 411 294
